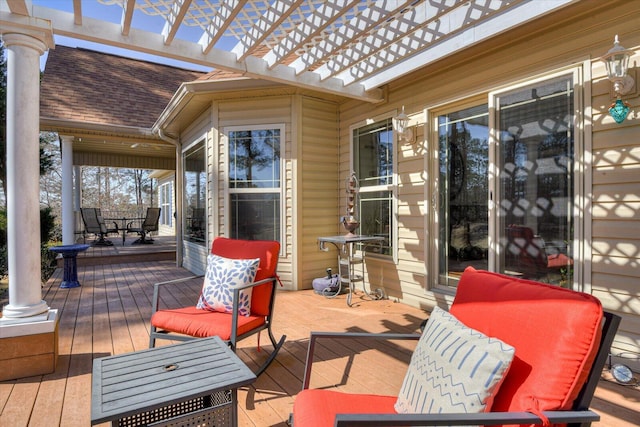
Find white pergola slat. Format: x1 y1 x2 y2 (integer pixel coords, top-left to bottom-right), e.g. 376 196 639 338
162 0 193 45
231 0 305 61
120 0 135 36
2 0 578 102
316 0 464 81
198 0 247 55
262 0 362 69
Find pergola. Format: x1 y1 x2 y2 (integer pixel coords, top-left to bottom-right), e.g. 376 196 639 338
0 0 576 366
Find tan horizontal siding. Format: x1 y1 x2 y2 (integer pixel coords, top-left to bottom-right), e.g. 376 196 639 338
298 96 340 289
592 202 640 220
592 183 640 203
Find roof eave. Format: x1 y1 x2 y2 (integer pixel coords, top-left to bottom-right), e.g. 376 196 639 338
153 77 291 137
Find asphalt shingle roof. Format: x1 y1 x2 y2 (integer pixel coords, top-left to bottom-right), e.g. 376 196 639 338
40 46 206 129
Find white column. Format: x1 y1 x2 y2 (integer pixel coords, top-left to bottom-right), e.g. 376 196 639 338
60 135 75 245
2 33 50 319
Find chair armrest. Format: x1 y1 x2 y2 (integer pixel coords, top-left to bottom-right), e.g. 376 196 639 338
302 331 421 390
234 276 277 291
151 275 204 314
333 410 599 426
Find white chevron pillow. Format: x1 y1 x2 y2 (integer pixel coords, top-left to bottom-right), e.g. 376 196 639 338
395 306 515 414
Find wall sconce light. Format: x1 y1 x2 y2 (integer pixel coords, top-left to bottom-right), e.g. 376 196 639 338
601 35 635 123
394 106 414 143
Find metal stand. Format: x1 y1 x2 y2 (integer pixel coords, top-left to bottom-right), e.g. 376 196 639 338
318 235 385 306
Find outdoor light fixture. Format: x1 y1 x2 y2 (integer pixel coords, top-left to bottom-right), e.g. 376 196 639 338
394 106 414 143
601 35 635 123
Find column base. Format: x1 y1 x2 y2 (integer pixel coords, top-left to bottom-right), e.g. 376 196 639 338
1 299 49 319
0 309 59 381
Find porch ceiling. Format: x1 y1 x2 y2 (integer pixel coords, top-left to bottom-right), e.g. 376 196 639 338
3 0 577 103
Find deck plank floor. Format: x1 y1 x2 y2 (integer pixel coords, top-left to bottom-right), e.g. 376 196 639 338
1 253 639 426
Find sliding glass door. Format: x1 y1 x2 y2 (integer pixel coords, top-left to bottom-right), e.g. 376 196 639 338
435 72 576 288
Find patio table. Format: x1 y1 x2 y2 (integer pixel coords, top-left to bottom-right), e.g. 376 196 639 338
105 217 143 246
91 336 255 426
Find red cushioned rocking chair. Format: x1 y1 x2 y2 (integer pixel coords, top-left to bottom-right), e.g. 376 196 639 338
292 267 620 426
149 237 285 376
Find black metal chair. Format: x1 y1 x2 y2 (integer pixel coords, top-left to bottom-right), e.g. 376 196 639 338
80 207 118 246
126 207 161 244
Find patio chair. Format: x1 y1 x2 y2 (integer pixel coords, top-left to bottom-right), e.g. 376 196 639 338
292 267 619 427
149 237 286 376
80 207 118 246
505 224 574 279
126 207 161 244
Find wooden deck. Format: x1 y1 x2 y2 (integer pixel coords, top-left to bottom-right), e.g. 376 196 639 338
1 246 639 426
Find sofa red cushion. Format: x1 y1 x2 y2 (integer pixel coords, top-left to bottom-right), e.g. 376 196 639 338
292 267 604 427
210 237 280 316
150 306 265 339
450 267 602 414
293 390 397 427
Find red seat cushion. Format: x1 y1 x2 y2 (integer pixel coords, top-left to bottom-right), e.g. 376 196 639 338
293 390 397 427
211 237 280 316
151 306 265 339
451 267 602 414
546 252 574 269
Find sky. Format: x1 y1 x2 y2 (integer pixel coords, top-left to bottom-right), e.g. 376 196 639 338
34 0 213 72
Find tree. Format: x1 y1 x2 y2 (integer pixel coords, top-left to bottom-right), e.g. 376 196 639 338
39 133 62 218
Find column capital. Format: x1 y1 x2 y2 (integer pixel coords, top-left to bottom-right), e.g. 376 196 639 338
0 16 54 51
59 135 75 143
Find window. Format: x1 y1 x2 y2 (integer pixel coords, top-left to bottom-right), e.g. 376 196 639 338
227 125 282 242
353 117 394 256
159 181 172 227
183 140 206 245
434 72 576 288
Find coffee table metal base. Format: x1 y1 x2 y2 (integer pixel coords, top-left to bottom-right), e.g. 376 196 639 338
117 390 231 427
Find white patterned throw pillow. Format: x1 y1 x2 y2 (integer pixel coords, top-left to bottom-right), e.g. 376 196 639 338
395 306 515 414
196 254 260 317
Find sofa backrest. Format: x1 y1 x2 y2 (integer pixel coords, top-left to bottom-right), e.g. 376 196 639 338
210 237 280 316
450 267 603 414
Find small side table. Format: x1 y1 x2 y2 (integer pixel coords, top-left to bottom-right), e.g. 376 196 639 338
91 336 256 426
49 244 90 289
318 235 386 306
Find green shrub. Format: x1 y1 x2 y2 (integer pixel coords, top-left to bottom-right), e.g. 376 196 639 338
0 208 59 281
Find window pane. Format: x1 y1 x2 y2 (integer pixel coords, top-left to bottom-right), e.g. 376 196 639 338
160 182 172 227
353 119 393 187
498 76 574 285
438 105 489 286
230 193 280 241
184 142 206 245
229 129 280 189
359 190 392 255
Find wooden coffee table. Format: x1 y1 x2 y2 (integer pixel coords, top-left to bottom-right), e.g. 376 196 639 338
91 336 256 426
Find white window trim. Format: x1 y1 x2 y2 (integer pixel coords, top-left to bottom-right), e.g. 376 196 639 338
181 135 208 251
349 111 398 263
223 123 285 245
